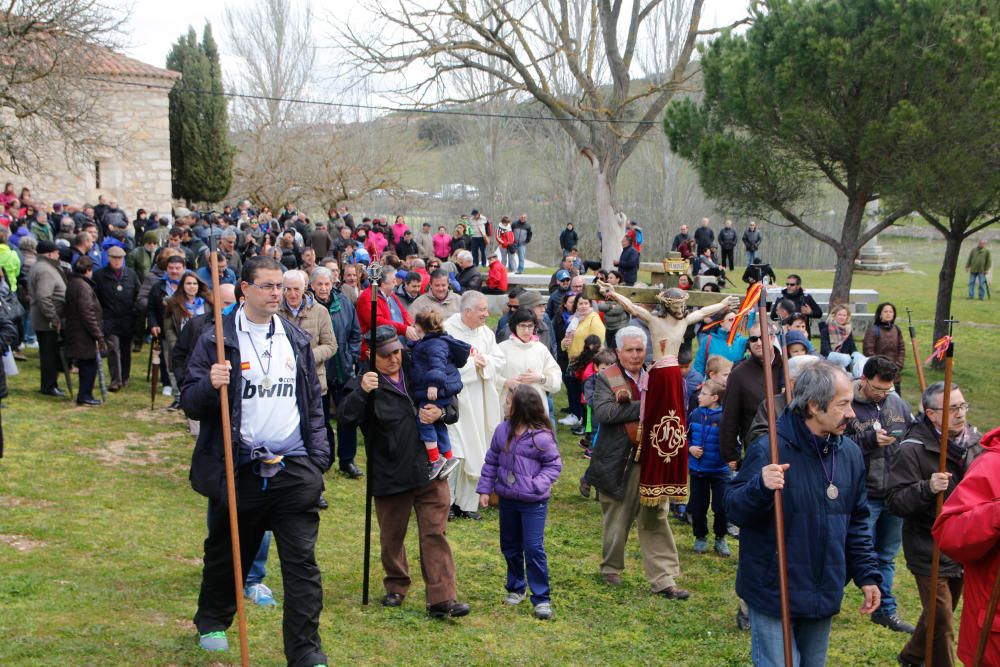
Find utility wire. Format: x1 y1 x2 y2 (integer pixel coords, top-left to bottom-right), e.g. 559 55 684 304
83 75 662 126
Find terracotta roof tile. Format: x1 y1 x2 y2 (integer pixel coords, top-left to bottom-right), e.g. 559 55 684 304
83 46 181 80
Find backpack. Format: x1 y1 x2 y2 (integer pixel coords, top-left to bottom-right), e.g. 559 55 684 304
484 219 493 239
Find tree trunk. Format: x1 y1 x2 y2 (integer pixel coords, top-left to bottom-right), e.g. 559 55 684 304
931 232 964 369
592 157 625 269
829 201 866 304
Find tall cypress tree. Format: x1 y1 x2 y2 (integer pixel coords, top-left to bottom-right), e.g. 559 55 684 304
167 24 233 204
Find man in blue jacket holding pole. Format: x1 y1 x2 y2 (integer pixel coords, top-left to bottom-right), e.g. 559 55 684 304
726 361 882 666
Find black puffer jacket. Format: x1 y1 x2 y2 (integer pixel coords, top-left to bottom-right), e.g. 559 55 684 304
887 416 982 578
337 363 458 497
181 310 330 504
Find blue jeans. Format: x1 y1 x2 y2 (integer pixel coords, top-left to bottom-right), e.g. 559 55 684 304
501 246 517 272
245 530 271 586
867 497 903 616
417 420 452 455
547 394 557 432
746 250 758 266
969 272 987 299
471 237 487 266
749 607 832 667
499 498 551 605
515 244 526 273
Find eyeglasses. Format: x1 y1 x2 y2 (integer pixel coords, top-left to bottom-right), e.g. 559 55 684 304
928 402 970 414
866 382 894 395
248 282 283 293
748 335 762 343
507 304 520 311
786 282 799 287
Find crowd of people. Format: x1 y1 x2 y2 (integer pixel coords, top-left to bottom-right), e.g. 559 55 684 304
2 186 998 667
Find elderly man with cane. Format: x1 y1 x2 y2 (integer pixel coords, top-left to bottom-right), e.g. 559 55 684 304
338 325 470 618
181 256 330 666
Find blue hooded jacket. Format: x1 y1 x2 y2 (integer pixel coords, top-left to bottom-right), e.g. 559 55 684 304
408 332 471 401
725 408 881 619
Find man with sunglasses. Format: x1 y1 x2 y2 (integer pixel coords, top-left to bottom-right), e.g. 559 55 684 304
845 356 915 635
770 274 823 335
888 382 983 667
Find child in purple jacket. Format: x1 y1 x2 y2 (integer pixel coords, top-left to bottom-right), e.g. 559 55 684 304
478 385 563 620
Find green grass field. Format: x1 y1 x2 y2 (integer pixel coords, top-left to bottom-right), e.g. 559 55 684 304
0 235 994 666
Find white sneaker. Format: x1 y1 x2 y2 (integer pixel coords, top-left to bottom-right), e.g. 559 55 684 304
505 591 527 605
558 414 580 427
162 386 173 396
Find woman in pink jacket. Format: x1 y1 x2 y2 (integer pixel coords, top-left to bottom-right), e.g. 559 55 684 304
432 225 452 261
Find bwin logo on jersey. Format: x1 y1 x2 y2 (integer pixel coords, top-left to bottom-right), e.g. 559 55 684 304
243 378 295 399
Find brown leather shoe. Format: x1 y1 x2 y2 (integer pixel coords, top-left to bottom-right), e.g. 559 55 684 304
654 585 691 600
108 382 122 393
602 573 623 586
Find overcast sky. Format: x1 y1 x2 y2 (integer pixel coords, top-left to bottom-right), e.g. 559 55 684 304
123 0 752 73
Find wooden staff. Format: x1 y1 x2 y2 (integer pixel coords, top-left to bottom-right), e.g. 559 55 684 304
757 287 793 667
924 336 955 665
906 308 927 392
210 232 250 667
361 260 381 605
973 558 1000 666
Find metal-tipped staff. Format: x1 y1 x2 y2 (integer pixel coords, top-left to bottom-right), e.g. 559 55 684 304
906 308 927 393
210 224 250 667
924 319 957 665
361 259 382 606
757 283 793 667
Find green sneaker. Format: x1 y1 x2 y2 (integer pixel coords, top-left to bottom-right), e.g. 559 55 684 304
198 631 228 651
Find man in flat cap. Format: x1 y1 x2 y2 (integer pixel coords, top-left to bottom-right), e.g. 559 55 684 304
338 325 471 618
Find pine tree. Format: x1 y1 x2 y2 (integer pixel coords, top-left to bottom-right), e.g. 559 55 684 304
167 24 233 205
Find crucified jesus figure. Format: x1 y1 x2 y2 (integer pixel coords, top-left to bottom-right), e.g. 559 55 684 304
597 282 740 361
596 282 739 506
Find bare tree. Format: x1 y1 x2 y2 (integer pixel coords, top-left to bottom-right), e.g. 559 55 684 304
0 1 127 173
343 0 747 266
225 0 407 212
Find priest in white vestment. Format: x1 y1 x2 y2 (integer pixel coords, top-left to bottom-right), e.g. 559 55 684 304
443 290 506 518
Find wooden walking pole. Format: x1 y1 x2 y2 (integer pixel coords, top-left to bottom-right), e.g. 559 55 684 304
924 332 955 666
906 308 927 393
757 285 794 667
973 558 1000 666
361 260 381 605
210 230 250 667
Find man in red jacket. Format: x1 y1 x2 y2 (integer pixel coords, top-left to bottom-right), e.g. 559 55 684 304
356 272 418 361
933 425 1000 667
483 250 508 295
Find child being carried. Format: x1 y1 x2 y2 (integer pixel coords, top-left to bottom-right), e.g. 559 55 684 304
410 308 472 479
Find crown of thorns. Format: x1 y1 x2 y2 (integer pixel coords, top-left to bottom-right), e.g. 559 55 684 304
657 287 689 307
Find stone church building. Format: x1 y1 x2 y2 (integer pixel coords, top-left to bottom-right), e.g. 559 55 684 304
0 48 179 216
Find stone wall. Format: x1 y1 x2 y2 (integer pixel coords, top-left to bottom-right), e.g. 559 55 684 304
0 74 176 215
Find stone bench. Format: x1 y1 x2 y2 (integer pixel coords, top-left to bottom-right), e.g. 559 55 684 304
766 288 880 314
